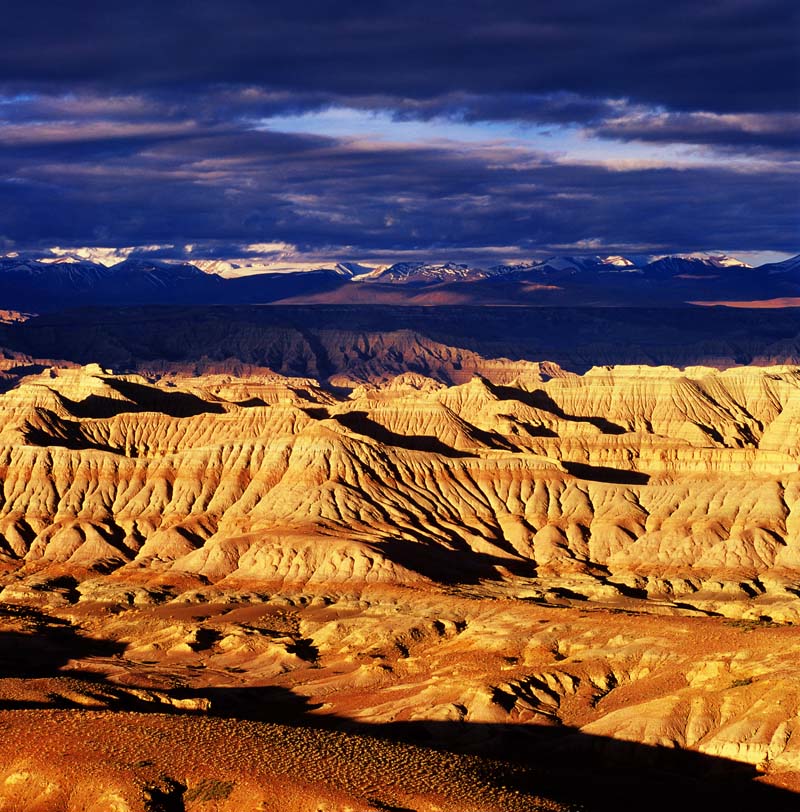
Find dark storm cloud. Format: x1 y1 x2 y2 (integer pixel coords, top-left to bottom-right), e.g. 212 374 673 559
4 86 796 160
0 121 796 256
384 97 800 157
0 0 797 114
0 88 334 129
0 1 796 258
389 94 625 127
591 112 800 156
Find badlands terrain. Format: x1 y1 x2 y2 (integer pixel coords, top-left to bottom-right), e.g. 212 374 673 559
0 310 800 809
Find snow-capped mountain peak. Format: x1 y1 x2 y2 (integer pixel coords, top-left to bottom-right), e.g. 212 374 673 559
599 255 636 268
704 254 751 269
329 262 374 278
39 254 86 265
650 253 751 270
108 258 214 280
359 261 497 284
190 259 242 277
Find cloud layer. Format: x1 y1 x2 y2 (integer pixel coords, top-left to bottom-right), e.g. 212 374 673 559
0 1 796 260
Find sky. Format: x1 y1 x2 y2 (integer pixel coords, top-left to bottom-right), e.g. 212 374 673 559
0 1 797 267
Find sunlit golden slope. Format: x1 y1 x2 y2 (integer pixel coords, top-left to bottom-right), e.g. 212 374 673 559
0 362 799 614
0 358 799 807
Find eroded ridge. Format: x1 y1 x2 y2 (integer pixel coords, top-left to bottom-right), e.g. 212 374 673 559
0 361 799 808
0 362 799 607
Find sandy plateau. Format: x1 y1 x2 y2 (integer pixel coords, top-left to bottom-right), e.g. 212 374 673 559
0 355 799 809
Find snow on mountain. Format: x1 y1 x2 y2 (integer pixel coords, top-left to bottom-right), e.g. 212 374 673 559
528 255 641 273
357 261 502 284
2 250 795 313
645 254 751 275
191 258 358 278
39 254 88 265
343 252 772 285
704 254 752 269
0 253 111 285
190 259 244 278
107 257 216 289
0 255 49 275
47 247 134 266
323 262 370 277
488 262 539 275
535 256 593 273
0 252 214 283
599 255 638 270
351 264 389 281
300 262 376 278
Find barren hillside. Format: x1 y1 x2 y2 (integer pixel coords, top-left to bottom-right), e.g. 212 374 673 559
0 358 798 808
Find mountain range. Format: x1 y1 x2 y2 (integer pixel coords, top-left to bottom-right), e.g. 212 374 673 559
1 251 799 311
